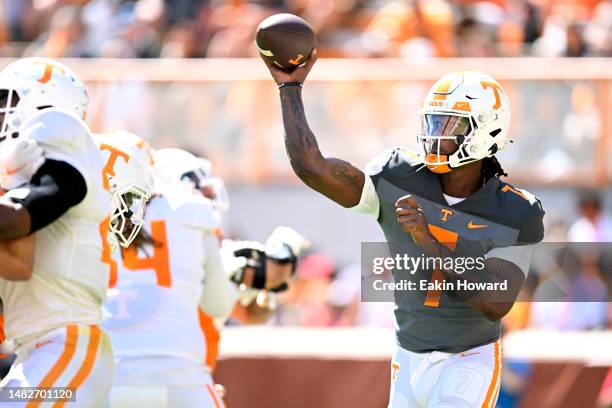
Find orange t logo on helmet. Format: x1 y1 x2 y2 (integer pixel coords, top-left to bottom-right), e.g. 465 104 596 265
35 62 65 84
481 81 503 110
99 143 130 191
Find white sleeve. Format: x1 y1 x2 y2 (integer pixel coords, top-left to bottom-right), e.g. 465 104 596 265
199 234 239 318
485 244 536 277
349 175 380 218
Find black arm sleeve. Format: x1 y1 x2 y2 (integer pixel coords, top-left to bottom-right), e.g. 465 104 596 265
9 159 88 233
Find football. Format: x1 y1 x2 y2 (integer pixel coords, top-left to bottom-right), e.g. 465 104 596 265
256 13 316 72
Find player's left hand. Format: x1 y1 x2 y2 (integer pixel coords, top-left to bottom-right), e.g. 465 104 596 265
0 139 44 190
395 195 436 246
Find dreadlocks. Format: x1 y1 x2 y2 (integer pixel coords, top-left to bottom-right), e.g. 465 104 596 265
482 156 507 180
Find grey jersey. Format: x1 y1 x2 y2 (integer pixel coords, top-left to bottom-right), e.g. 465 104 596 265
358 148 545 353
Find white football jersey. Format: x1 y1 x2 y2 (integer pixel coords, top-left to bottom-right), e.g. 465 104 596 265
0 109 111 342
102 191 234 364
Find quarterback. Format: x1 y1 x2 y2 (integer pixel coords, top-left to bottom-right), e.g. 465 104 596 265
262 52 544 408
0 58 114 406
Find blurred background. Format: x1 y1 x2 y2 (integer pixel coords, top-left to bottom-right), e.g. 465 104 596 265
1 0 612 407
3 0 612 58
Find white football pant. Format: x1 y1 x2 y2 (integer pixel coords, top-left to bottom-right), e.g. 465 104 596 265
388 340 502 408
0 325 114 408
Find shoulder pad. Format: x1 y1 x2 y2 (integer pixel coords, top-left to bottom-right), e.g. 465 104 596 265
395 147 421 163
166 192 220 232
518 199 545 244
501 182 541 207
513 187 539 207
365 147 421 176
21 109 89 150
20 109 92 170
500 183 545 243
390 147 422 168
364 147 396 176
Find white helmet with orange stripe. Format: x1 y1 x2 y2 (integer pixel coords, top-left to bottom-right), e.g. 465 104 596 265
418 71 511 173
95 130 154 248
0 57 88 143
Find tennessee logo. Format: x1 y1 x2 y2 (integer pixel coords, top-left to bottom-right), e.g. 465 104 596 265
99 143 130 191
467 221 487 229
35 62 65 84
481 80 503 110
440 208 453 222
391 362 400 383
289 54 304 65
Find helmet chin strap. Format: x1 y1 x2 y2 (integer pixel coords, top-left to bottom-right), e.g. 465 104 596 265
425 153 453 174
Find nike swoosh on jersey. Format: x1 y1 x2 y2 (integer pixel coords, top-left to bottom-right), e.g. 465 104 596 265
467 221 487 229
460 351 481 358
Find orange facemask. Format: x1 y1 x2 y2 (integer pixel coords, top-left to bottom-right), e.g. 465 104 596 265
425 153 452 173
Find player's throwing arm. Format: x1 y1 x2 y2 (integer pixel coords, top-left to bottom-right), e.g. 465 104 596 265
258 15 365 208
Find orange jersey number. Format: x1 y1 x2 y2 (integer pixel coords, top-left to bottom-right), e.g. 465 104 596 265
423 224 458 308
121 220 171 287
99 217 118 288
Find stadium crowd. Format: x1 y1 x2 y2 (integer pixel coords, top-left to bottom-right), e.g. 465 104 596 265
1 0 612 58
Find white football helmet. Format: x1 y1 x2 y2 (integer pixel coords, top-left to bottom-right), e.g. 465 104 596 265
418 71 511 173
153 148 229 214
95 130 154 248
0 57 88 143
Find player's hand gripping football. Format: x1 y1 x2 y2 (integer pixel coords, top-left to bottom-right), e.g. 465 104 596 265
261 49 318 85
395 195 437 248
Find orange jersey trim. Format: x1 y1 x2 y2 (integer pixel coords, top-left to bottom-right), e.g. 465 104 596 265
198 308 220 372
